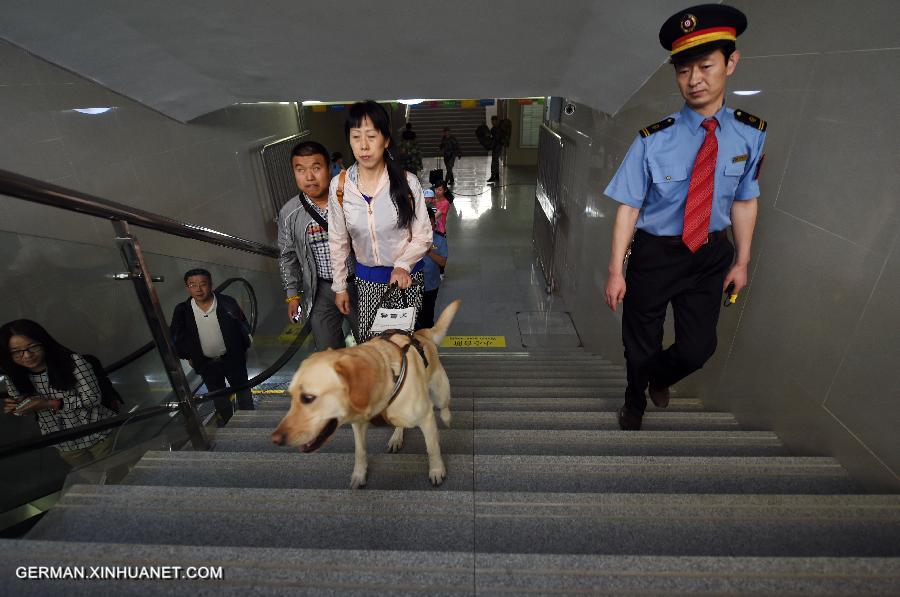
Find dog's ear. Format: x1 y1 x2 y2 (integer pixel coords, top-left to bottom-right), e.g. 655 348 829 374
333 354 375 413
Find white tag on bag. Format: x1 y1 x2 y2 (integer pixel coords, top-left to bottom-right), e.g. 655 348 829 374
369 306 416 333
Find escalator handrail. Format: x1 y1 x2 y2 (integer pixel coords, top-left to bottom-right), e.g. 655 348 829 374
104 277 259 374
0 320 311 460
0 168 278 258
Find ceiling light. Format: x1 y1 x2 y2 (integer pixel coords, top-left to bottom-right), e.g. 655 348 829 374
72 107 112 114
732 90 761 96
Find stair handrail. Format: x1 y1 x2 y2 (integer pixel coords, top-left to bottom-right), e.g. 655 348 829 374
0 319 311 460
0 167 296 453
104 277 259 374
0 168 278 257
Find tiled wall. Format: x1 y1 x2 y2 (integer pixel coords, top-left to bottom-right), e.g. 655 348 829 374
548 0 899 490
0 39 301 260
0 39 302 364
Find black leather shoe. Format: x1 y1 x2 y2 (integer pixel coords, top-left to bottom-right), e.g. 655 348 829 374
648 385 670 408
617 406 643 431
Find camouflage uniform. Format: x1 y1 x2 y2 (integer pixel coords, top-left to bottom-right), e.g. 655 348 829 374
398 136 422 175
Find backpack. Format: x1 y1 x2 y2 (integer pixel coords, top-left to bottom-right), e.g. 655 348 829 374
83 354 125 414
475 124 492 150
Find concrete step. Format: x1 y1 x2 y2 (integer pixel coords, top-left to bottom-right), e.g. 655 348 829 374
226 411 741 431
442 363 623 373
0 539 474 596
4 538 896 596
475 553 900 595
213 428 787 457
0 539 900 597
445 370 626 381
24 486 899 558
254 396 705 412
120 452 858 494
450 378 626 388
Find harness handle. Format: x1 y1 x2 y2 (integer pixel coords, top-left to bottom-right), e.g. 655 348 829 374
377 282 409 310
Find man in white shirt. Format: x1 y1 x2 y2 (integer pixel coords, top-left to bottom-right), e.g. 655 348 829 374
170 268 253 426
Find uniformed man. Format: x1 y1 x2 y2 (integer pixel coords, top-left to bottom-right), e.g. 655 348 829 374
603 3 767 430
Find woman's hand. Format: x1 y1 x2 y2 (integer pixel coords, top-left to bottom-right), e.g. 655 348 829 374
335 291 351 315
3 398 18 414
389 267 412 289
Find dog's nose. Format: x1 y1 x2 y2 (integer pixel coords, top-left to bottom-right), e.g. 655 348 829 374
271 431 286 446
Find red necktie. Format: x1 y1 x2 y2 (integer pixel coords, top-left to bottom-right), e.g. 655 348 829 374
682 118 718 252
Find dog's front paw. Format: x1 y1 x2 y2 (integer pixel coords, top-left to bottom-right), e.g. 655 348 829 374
428 463 446 486
387 428 404 453
350 468 367 489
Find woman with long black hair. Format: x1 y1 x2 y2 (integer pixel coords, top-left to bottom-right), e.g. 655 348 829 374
1 319 115 467
328 101 432 340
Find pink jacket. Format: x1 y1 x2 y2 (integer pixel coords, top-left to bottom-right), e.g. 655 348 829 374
328 166 432 294
434 198 450 234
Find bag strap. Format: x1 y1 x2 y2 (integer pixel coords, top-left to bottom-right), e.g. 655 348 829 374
299 195 328 231
336 170 347 209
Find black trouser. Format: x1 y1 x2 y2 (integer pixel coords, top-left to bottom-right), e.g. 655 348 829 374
416 288 439 330
622 229 734 414
310 277 358 350
198 354 253 424
490 149 500 180
443 156 456 184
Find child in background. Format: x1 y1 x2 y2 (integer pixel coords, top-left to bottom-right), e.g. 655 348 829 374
330 152 345 178
423 188 436 211
433 181 453 235
416 207 449 330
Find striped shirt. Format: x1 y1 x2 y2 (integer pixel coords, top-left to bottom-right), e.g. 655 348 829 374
6 354 115 452
305 199 333 280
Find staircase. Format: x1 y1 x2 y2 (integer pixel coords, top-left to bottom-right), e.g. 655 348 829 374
407 105 490 158
3 351 899 595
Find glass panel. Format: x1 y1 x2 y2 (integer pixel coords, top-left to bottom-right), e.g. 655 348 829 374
0 228 190 529
0 221 314 534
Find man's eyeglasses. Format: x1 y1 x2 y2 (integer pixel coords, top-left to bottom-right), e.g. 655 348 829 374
187 282 210 290
10 344 43 359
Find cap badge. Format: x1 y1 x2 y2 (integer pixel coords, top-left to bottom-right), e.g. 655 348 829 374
680 14 698 33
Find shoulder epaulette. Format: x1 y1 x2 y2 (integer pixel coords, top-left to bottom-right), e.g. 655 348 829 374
734 109 767 132
638 117 675 138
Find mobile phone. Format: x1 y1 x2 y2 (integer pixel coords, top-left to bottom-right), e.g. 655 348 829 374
13 397 35 412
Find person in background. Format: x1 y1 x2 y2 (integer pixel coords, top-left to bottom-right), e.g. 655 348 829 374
423 188 436 211
329 101 432 341
279 141 357 349
1 319 116 468
330 151 345 179
416 206 449 330
170 268 253 426
398 122 423 175
487 115 504 184
439 127 462 186
433 180 453 236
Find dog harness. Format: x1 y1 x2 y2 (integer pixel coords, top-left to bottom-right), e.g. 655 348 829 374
367 329 429 426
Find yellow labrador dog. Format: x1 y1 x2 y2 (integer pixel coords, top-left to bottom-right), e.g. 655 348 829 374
271 300 460 488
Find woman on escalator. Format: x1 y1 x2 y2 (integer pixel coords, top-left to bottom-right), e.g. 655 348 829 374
1 319 116 467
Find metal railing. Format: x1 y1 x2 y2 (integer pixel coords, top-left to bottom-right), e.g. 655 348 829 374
0 167 306 457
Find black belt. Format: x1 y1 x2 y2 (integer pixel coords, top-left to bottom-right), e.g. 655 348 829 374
636 229 728 245
318 277 333 283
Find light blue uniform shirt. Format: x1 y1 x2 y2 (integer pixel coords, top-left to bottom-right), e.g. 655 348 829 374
604 104 766 236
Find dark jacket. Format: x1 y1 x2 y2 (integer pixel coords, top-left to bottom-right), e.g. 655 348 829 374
170 292 251 370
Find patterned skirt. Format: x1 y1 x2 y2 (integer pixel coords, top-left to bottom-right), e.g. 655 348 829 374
355 271 425 341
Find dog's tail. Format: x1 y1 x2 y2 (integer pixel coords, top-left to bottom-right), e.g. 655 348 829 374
422 299 461 346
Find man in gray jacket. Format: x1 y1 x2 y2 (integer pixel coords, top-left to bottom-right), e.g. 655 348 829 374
278 141 357 349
